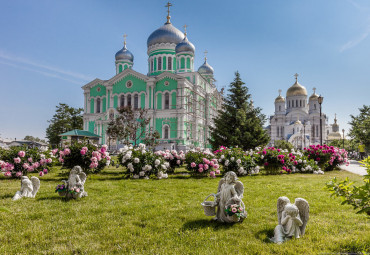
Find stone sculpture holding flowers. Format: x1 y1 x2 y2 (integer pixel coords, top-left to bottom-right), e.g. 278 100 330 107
56 166 87 199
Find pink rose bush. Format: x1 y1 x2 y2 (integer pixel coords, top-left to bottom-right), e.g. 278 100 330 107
215 147 259 176
304 144 349 171
154 149 185 173
53 142 108 174
0 147 52 178
185 148 218 177
118 144 168 179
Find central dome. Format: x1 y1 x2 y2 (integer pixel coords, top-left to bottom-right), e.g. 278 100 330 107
286 81 307 97
147 22 184 47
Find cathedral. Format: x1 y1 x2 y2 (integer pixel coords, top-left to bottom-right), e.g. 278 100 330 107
268 74 341 148
82 4 223 150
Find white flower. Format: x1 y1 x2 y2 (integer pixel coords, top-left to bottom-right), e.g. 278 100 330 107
106 161 111 166
161 164 167 170
164 162 170 168
132 174 139 179
303 160 307 164
134 158 140 163
221 155 225 159
146 165 152 171
139 171 145 176
260 155 264 159
163 173 168 179
249 152 254 156
298 159 302 163
236 159 241 164
225 160 229 166
313 171 318 174
122 158 126 163
251 170 255 174
231 157 235 161
318 170 324 174
127 163 133 169
141 150 146 154
154 159 160 166
157 171 163 179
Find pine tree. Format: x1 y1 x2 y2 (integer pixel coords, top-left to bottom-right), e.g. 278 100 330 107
209 71 269 150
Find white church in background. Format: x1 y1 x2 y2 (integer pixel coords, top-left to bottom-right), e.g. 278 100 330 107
268 74 340 148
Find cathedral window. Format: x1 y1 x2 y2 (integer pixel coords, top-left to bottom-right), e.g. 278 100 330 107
127 95 132 107
151 59 154 72
300 100 302 107
158 57 162 71
120 95 125 108
164 92 170 109
279 105 281 111
292 100 294 107
163 125 169 139
316 125 319 137
314 104 317 110
96 98 101 113
277 126 279 137
296 100 298 107
134 94 139 109
168 57 172 70
181 57 185 69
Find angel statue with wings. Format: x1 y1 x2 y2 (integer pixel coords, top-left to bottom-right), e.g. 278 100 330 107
271 196 309 244
61 166 88 199
211 171 246 223
12 176 40 201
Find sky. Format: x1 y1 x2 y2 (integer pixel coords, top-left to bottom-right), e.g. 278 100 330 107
0 0 369 141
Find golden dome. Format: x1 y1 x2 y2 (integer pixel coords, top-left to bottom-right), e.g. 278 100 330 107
309 88 319 101
327 132 342 140
286 81 307 97
275 95 285 103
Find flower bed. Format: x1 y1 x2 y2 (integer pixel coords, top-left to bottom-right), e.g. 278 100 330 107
118 144 168 179
154 149 185 173
304 145 349 171
216 147 259 176
185 148 219 177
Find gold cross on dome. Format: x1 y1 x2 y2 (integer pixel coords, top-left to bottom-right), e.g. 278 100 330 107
183 24 187 36
204 50 208 61
294 73 299 81
123 34 127 46
313 87 316 94
278 89 282 95
165 2 172 23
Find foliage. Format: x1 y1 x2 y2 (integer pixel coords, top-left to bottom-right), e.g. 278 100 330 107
118 144 168 179
348 105 370 150
209 71 269 151
304 144 348 171
54 142 109 174
23 135 47 144
326 156 370 216
106 106 158 147
274 140 294 151
225 203 244 220
154 149 185 173
0 146 52 178
184 149 219 177
46 103 83 147
216 147 259 176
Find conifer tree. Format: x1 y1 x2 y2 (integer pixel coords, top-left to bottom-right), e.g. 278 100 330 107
209 72 269 150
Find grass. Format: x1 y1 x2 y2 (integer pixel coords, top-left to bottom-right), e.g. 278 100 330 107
0 166 369 254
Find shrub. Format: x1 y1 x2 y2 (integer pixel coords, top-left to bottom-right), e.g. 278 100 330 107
185 148 219 177
216 147 259 176
154 149 185 173
304 145 349 171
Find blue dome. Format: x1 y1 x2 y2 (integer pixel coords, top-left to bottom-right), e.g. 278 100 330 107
198 60 214 75
115 45 134 62
147 22 184 47
175 36 195 54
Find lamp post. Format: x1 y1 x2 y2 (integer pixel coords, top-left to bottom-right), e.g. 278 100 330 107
342 129 345 149
303 122 306 149
300 129 303 150
318 95 324 146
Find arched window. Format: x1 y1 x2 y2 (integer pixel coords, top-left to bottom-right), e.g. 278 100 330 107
158 57 162 71
96 98 101 113
316 125 319 137
181 57 185 69
296 100 298 107
120 95 125 108
303 101 305 107
314 104 317 110
277 126 279 137
279 105 281 111
164 125 169 139
168 57 172 70
127 95 132 107
151 59 154 72
164 92 170 109
134 94 139 109
300 100 302 107
292 100 294 107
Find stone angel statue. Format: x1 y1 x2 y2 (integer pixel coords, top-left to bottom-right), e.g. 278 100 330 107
271 196 309 244
60 166 88 199
12 176 40 201
213 171 246 223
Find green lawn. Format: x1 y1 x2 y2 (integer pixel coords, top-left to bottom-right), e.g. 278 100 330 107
0 167 369 254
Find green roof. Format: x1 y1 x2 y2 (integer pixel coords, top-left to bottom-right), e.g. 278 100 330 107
58 129 101 138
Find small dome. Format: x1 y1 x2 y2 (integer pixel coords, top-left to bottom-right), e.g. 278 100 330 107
294 119 302 125
198 60 214 75
275 95 285 103
147 22 184 48
287 81 307 97
175 36 195 54
309 92 319 101
115 45 134 62
327 132 342 140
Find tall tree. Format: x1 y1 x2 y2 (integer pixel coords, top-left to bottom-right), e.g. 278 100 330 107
46 103 83 147
24 135 47 143
106 106 159 147
209 71 269 150
348 105 370 150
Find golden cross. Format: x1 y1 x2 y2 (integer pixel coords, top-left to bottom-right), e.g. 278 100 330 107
294 73 299 81
123 34 127 46
313 87 316 94
183 24 187 36
204 50 208 61
165 2 172 23
278 89 282 96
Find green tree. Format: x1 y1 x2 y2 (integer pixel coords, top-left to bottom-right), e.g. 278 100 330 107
348 105 370 151
209 71 269 150
24 135 47 144
46 103 83 147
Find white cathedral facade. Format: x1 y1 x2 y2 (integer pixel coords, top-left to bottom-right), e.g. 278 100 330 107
268 74 340 148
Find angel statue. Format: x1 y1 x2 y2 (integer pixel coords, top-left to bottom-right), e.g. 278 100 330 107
60 166 87 199
12 176 40 201
270 196 309 244
205 171 246 223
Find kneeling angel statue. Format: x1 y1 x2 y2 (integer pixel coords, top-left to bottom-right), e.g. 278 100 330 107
60 166 87 199
271 196 309 244
12 176 40 201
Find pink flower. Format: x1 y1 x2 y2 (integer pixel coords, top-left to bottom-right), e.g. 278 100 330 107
39 171 44 176
100 147 107 153
264 162 269 166
80 150 86 155
4 171 12 177
215 170 221 174
64 148 71 155
14 157 21 164
22 163 29 169
231 208 237 213
16 171 22 177
204 164 209 170
106 156 111 161
91 157 98 162
262 151 267 155
51 149 58 155
59 157 64 163
198 168 204 173
190 162 196 168
82 147 88 152
199 164 204 169
27 166 34 172
209 171 216 178
75 188 80 193
28 157 33 163
176 160 181 165
214 164 219 169
43 169 48 174
46 158 52 164
18 151 26 157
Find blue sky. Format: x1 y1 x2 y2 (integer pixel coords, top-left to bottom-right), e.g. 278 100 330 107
0 0 369 141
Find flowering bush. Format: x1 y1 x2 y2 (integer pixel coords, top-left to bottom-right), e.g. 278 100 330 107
54 142 109 174
0 146 52 178
216 147 259 176
55 184 81 197
154 149 185 173
185 148 219 177
118 144 168 179
304 145 349 171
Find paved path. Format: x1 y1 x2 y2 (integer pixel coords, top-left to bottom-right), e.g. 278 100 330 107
339 160 368 176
